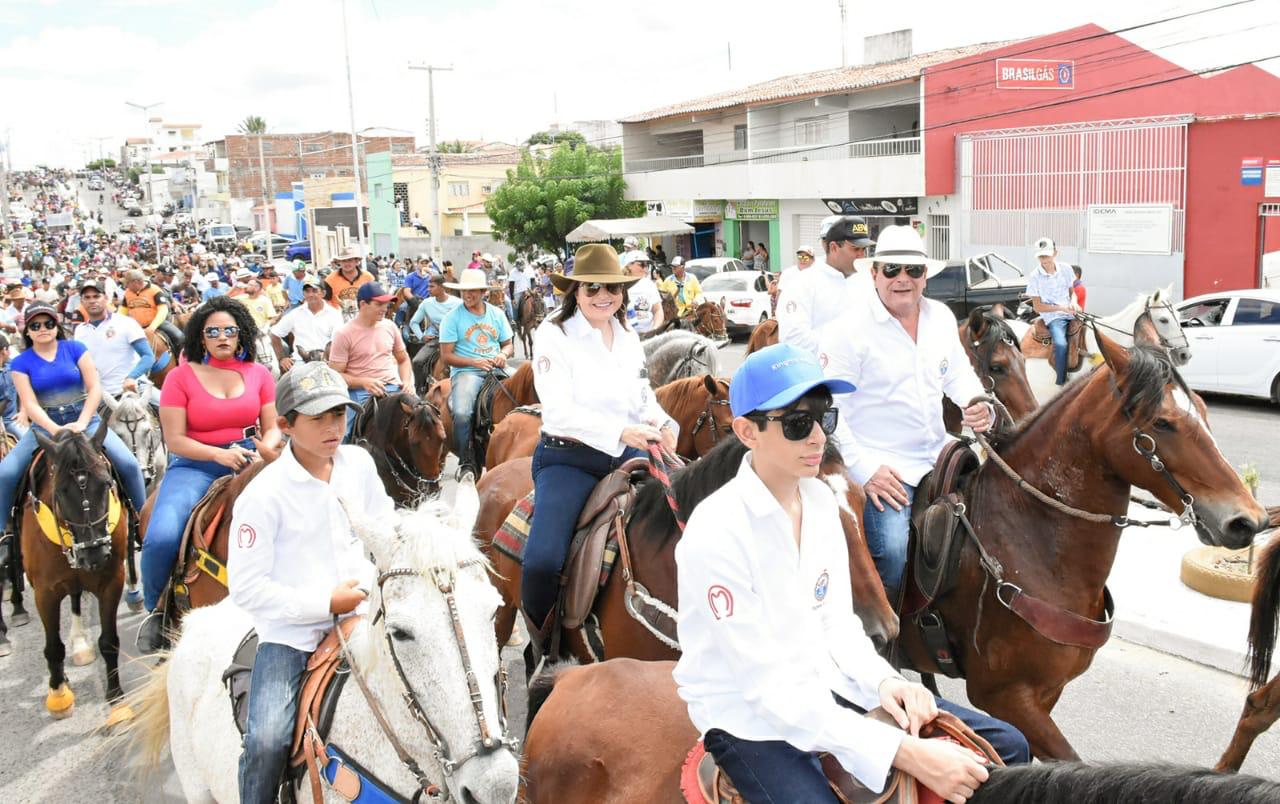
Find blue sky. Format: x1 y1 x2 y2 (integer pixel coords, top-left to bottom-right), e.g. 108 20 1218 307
2 0 1276 167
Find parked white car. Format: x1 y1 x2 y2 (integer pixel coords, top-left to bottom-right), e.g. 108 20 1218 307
700 270 773 335
683 257 750 282
1176 289 1280 403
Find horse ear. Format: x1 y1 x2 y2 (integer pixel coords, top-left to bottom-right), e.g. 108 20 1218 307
966 307 988 338
101 392 119 413
399 398 415 416
1096 329 1132 377
34 428 55 454
703 374 718 396
450 475 480 535
348 507 400 568
990 303 1008 320
91 421 110 451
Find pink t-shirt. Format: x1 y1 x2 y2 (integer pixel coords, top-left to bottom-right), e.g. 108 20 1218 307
329 319 403 384
160 360 276 445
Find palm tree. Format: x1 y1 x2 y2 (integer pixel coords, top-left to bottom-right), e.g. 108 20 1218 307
438 139 472 154
238 115 267 135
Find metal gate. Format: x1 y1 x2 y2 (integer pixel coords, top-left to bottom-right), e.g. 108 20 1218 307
958 115 1189 252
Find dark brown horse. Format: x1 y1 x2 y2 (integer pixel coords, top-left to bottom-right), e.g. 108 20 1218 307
895 334 1267 760
1217 504 1280 772
20 428 131 726
474 436 896 668
943 305 1038 434
745 318 779 355
350 390 449 504
653 375 733 460
521 658 1280 804
516 292 546 358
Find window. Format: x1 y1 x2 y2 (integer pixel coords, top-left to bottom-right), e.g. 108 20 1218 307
303 142 324 154
453 228 464 236
795 116 827 146
481 183 493 195
927 215 950 261
1179 299 1230 327
448 181 469 197
393 182 410 226
391 142 412 154
734 124 748 151
1230 297 1280 325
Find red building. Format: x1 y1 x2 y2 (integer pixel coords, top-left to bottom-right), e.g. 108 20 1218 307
921 24 1280 307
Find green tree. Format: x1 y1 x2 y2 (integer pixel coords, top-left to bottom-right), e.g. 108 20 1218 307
237 115 268 135
485 142 641 254
524 130 587 148
438 140 472 154
86 158 117 170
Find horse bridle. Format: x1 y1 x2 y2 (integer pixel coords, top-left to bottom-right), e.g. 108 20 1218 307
38 454 115 569
966 314 1020 429
359 397 445 501
334 560 518 801
669 342 711 382
688 384 731 456
1079 298 1188 355
111 405 159 477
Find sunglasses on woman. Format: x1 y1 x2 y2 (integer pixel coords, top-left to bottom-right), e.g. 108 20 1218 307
582 282 624 297
880 263 927 279
748 407 839 441
204 326 240 339
26 319 59 332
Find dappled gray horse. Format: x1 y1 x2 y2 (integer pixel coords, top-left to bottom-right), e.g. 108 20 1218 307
643 330 722 389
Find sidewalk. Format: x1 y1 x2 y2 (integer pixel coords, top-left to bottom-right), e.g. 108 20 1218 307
1109 500 1272 677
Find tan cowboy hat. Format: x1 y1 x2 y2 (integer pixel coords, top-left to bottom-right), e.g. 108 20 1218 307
550 244 641 293
853 224 945 279
444 267 491 291
6 285 29 301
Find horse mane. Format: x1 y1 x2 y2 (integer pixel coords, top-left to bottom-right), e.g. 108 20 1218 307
1116 344 1187 427
973 762 1280 804
641 330 696 358
975 308 1019 352
630 435 748 549
654 375 716 416
503 362 537 402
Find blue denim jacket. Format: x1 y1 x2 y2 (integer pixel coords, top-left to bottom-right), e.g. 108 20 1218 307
0 365 18 428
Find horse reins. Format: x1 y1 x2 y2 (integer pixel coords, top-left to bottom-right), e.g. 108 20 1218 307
687 385 731 457
29 451 115 569
356 396 445 502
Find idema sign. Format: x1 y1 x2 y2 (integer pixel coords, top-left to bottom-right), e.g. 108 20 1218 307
995 58 1074 90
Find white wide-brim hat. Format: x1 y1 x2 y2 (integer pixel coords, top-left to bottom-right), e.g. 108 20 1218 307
444 267 491 291
854 224 945 279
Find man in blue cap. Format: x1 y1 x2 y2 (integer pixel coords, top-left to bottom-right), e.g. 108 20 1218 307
327 281 414 440
673 343 1025 803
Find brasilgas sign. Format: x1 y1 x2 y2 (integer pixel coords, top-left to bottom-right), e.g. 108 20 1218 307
996 58 1075 90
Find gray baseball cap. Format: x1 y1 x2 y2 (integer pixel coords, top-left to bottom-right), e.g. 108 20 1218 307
275 362 361 417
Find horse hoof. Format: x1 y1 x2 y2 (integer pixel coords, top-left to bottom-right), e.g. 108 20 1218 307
71 646 97 666
46 684 75 718
9 611 29 627
104 704 135 729
124 588 144 612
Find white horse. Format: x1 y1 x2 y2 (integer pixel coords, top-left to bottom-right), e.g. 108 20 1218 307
103 387 167 492
253 329 280 379
1007 285 1189 402
120 482 520 803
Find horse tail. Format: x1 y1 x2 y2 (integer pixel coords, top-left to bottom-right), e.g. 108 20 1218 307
100 655 173 779
527 659 579 727
1247 535 1280 689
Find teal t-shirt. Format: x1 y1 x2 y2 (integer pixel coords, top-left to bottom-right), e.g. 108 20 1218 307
438 303 512 377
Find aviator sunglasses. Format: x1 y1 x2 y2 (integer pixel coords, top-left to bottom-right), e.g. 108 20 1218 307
749 407 839 441
880 263 927 279
582 282 624 297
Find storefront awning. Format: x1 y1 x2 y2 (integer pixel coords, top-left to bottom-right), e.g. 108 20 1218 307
565 216 694 243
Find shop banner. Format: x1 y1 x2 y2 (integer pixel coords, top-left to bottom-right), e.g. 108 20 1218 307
996 58 1074 90
823 197 918 216
1086 204 1173 255
725 199 778 220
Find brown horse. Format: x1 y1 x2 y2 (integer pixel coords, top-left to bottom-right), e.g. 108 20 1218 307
474 436 896 668
745 318 779 355
1217 504 1280 772
943 305 1038 434
894 334 1267 760
682 300 728 341
21 428 131 725
516 292 546 358
427 362 540 469
145 329 178 388
350 390 449 504
484 407 543 471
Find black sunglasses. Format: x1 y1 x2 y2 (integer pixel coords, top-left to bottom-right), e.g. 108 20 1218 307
582 282 624 297
880 263 927 279
204 325 240 339
749 408 838 441
26 319 59 332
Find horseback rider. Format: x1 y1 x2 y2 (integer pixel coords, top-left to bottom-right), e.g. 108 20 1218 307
0 335 25 439
658 256 701 318
777 215 874 356
269 274 342 373
72 278 156 400
439 268 514 477
818 226 994 600
672 343 1026 804
408 272 461 383
0 302 147 552
327 282 414 441
138 296 282 653
122 267 185 353
227 361 393 804
621 250 665 335
523 244 678 653
1027 236 1080 388
324 246 374 311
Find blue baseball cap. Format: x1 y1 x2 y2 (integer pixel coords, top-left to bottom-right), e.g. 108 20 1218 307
729 343 855 417
356 282 394 303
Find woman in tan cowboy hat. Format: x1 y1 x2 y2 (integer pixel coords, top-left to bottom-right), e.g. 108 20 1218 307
522 244 679 654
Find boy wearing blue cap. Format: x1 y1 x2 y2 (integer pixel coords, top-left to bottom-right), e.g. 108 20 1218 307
673 343 1022 803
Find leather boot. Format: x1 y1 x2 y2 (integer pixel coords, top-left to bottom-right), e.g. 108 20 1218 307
135 610 170 655
523 610 557 661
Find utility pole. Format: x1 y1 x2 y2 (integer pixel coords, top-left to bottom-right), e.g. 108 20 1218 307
340 0 369 262
409 62 453 264
257 132 275 263
0 129 11 222
839 0 848 67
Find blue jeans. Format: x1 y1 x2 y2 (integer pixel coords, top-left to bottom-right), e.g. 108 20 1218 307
0 405 147 531
704 694 1029 803
345 383 401 441
1047 318 1070 385
141 439 254 611
521 438 643 626
862 482 915 601
448 370 502 469
239 642 308 804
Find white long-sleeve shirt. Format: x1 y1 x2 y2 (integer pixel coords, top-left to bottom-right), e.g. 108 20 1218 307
776 258 870 355
674 454 905 792
531 310 676 457
819 291 985 486
228 444 391 652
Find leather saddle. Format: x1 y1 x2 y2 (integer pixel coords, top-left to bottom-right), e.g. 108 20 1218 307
1022 317 1086 371
688 708 1003 804
222 615 361 770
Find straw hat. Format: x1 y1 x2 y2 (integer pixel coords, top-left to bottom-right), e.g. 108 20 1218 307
444 268 491 291
853 225 945 279
550 244 641 293
334 245 362 261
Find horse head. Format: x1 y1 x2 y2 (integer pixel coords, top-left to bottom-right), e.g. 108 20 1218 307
963 306 1037 425
32 427 118 572
1139 293 1191 367
694 301 728 342
344 491 519 802
400 393 448 498
1093 332 1266 548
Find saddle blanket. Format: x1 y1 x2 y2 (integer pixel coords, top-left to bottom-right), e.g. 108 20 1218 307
492 490 618 589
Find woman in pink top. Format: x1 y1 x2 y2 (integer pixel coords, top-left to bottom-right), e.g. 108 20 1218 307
137 295 282 653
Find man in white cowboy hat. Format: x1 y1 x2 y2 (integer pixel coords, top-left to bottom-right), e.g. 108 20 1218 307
439 266 514 476
0 285 32 337
818 225 994 600
1026 236 1080 388
777 215 875 356
202 271 227 301
324 244 373 311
